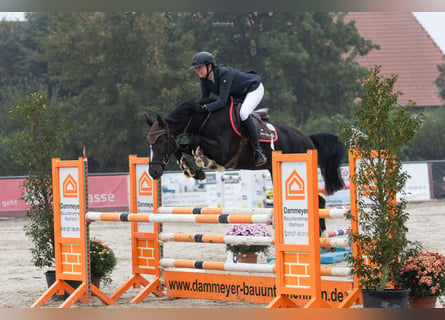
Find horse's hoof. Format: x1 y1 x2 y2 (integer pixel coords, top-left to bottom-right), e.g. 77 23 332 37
195 170 206 180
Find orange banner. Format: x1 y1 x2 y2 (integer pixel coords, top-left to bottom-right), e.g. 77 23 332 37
162 271 353 307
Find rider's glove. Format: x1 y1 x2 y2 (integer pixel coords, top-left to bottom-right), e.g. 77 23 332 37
200 104 209 113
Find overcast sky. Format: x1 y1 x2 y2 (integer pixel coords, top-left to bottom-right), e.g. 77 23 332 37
1 12 444 54
413 12 445 54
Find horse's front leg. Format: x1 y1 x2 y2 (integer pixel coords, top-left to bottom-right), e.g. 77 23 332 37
175 151 206 180
192 146 225 172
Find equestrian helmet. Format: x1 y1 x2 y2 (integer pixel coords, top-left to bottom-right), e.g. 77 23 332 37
190 51 216 68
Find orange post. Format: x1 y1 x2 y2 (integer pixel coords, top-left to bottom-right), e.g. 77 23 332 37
32 158 115 308
337 149 362 307
110 155 165 302
267 150 331 308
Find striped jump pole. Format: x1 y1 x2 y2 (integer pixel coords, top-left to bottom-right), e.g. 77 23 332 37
158 206 348 218
320 266 353 277
319 237 351 249
86 211 273 224
318 207 350 219
159 258 352 277
158 232 274 246
324 228 352 238
157 207 274 215
157 232 348 249
159 258 275 274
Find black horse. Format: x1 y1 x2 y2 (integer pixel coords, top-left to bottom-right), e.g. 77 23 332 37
145 98 345 196
145 98 345 237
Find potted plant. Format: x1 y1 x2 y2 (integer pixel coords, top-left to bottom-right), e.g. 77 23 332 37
225 224 272 263
398 251 445 308
6 92 66 284
89 238 117 287
340 66 425 307
46 237 117 299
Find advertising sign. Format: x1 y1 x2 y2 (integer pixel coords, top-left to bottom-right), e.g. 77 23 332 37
280 162 309 245
135 162 155 233
59 168 81 238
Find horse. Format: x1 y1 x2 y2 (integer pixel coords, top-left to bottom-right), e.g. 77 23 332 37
145 97 345 192
145 98 346 236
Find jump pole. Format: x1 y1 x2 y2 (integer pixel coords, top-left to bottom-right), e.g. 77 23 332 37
31 158 115 308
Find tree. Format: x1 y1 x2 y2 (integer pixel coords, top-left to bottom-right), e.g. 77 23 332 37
175 12 377 127
435 62 445 100
0 16 52 176
38 12 197 172
0 12 380 174
5 92 66 268
340 66 425 292
401 106 445 161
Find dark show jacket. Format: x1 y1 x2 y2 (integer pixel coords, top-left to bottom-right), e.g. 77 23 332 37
200 66 261 112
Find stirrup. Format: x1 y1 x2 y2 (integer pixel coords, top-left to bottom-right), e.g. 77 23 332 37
254 150 267 167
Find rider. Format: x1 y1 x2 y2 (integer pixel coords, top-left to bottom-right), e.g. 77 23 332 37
190 51 267 167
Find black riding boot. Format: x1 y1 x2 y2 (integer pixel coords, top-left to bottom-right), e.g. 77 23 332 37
242 115 267 167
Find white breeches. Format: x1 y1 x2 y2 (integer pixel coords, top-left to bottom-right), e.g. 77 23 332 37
239 83 264 121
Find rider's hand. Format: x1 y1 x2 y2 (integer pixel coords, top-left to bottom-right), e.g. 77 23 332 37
199 104 209 113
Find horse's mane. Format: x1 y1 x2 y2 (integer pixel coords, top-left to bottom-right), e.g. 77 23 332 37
165 98 218 125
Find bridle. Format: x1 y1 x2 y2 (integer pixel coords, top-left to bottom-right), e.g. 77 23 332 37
148 112 212 168
147 124 177 168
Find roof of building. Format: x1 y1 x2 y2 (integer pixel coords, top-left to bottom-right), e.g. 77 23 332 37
345 12 445 107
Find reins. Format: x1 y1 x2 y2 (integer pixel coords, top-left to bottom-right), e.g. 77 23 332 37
149 107 213 166
198 113 212 135
176 117 193 151
176 113 212 152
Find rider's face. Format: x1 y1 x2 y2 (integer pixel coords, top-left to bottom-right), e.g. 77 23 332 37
195 64 212 79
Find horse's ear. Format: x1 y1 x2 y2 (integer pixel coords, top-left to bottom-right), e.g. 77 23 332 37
157 114 166 128
145 113 154 127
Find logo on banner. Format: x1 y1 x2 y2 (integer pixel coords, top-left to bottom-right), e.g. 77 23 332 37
138 171 153 196
63 174 78 198
285 170 305 200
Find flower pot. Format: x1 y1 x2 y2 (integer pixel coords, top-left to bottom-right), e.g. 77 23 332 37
92 276 101 289
408 296 437 308
233 252 258 264
44 270 64 301
361 288 409 308
45 271 102 299
44 270 81 300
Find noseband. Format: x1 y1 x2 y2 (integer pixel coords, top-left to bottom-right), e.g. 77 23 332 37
148 123 177 168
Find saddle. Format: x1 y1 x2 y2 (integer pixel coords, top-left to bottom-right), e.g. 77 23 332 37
229 97 278 142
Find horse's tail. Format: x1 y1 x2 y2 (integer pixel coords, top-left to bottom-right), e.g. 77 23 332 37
309 133 346 195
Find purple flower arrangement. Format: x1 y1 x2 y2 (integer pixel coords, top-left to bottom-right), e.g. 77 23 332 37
225 224 272 255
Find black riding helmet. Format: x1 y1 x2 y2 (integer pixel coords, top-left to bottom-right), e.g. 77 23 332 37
190 51 216 68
